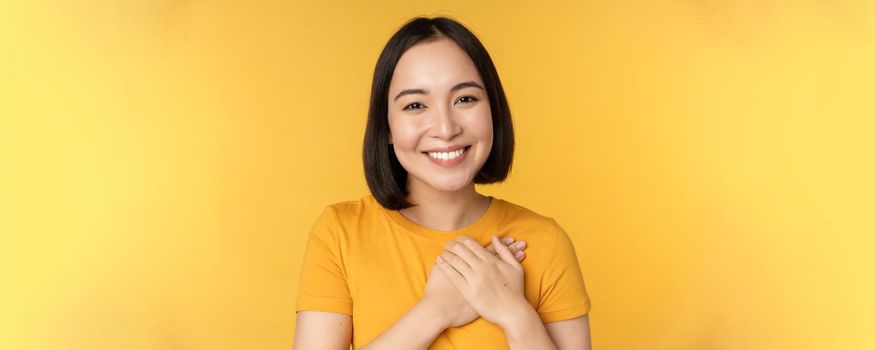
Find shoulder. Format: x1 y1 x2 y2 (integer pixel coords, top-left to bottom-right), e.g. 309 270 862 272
495 198 562 231
494 198 566 247
322 194 382 219
311 195 384 234
307 195 381 246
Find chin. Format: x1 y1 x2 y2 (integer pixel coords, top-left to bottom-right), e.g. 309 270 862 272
428 176 474 193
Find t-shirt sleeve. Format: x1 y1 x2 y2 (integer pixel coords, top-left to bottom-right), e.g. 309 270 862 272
536 219 592 323
295 205 353 315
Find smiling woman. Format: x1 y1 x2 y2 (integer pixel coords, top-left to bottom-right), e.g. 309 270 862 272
293 17 592 350
386 37 496 209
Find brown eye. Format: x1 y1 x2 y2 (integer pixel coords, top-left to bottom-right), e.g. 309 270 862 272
455 96 479 104
403 102 425 111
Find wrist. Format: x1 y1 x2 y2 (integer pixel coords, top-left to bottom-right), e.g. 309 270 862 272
415 298 452 331
499 302 542 340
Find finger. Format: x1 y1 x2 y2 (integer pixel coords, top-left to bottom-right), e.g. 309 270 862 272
457 235 492 260
512 240 527 251
490 246 523 261
485 237 514 255
513 251 526 261
506 239 526 255
514 250 526 262
506 242 526 261
445 239 481 264
492 235 520 266
502 237 526 261
504 239 526 261
436 255 467 288
439 251 473 276
510 241 527 260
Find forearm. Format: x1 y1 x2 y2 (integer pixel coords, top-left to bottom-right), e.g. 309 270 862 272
360 301 448 350
502 305 557 350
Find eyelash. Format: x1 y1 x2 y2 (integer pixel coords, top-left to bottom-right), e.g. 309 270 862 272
403 96 479 111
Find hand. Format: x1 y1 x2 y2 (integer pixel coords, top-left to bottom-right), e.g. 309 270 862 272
422 236 528 329
436 235 528 329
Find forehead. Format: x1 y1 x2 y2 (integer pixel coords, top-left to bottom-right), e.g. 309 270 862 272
389 37 482 93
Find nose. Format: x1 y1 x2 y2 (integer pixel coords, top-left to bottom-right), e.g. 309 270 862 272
430 105 462 141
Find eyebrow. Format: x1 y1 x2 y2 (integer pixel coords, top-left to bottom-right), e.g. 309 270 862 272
393 81 484 102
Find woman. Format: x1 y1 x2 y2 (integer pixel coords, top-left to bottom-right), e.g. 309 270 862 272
294 17 592 349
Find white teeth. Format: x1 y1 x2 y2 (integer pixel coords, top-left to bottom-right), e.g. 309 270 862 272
427 147 466 161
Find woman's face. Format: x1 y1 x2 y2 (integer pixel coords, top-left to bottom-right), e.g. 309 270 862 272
387 37 493 194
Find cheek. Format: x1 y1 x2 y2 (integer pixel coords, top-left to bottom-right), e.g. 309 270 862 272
388 116 424 151
470 107 494 143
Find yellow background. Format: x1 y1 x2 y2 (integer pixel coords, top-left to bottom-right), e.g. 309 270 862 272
2 1 873 349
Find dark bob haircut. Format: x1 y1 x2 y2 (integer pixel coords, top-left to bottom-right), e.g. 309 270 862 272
363 16 514 210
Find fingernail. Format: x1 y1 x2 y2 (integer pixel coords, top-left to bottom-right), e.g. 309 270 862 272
517 241 527 249
515 251 524 259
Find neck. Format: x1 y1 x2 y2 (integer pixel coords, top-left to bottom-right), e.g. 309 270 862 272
400 179 491 232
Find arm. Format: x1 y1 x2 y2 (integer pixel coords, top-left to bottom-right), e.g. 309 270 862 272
361 237 530 350
437 235 590 350
503 312 592 350
501 304 559 350
498 304 592 350
545 315 592 350
436 235 551 349
528 220 594 349
359 300 450 350
293 311 352 350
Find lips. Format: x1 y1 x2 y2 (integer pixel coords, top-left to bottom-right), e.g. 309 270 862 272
422 145 470 166
422 145 470 159
421 145 469 153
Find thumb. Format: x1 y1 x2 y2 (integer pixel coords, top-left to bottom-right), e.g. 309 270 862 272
492 234 519 266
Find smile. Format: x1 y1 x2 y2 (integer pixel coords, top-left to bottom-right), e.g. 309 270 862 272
421 145 470 167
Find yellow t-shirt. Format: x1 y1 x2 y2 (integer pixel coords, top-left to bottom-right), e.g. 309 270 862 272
295 195 591 349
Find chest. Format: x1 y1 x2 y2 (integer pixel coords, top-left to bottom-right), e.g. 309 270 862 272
340 231 540 349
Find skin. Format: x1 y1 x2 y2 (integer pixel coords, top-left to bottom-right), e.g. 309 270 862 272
294 237 529 349
294 37 591 349
387 36 495 233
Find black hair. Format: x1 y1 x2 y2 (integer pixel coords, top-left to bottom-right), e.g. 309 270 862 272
363 16 514 210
